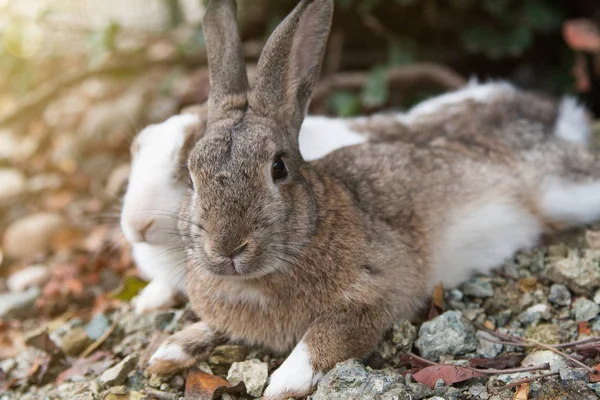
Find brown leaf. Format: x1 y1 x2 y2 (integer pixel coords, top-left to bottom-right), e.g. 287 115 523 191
428 283 444 319
519 277 538 293
590 364 600 383
398 353 434 369
578 321 592 337
469 355 524 370
563 19 600 53
412 365 484 389
55 351 114 384
184 369 246 400
513 382 530 400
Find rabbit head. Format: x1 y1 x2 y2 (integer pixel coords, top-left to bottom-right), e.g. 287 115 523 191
182 0 333 278
121 114 202 247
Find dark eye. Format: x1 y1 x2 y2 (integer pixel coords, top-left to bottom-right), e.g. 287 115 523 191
271 156 288 181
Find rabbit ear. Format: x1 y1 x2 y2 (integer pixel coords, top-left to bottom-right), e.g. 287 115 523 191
249 0 333 130
203 0 249 122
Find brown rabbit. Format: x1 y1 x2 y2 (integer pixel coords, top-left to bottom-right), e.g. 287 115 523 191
148 0 597 398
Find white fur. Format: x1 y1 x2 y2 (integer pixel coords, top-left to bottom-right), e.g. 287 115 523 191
540 178 600 226
133 278 180 314
149 343 190 364
263 340 322 400
432 201 542 288
400 81 515 124
299 116 367 161
554 97 590 145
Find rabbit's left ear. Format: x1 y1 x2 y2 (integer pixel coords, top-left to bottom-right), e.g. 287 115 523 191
249 0 334 131
203 0 249 122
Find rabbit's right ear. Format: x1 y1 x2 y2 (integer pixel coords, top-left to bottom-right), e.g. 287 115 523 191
249 0 334 133
203 0 249 122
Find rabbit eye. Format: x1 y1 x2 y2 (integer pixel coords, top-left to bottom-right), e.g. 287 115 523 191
271 156 288 181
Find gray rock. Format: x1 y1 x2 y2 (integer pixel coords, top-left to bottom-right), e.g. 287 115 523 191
476 331 502 358
390 320 417 353
517 303 550 325
560 368 589 382
71 393 96 400
405 382 433 399
537 379 597 400
209 345 249 375
573 298 600 321
591 318 600 332
3 212 66 258
544 250 600 295
0 287 40 319
0 168 25 202
311 359 406 400
99 354 139 388
594 289 600 304
85 313 110 341
415 311 477 360
60 327 92 357
548 284 572 307
226 359 268 397
521 350 567 372
461 278 494 298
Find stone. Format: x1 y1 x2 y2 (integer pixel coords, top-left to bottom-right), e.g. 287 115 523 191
3 212 66 258
71 393 96 400
548 284 572 307
390 320 417 353
560 368 589 382
7 265 51 292
521 350 567 372
99 354 139 388
544 250 600 295
226 359 268 397
476 331 502 358
60 327 93 357
461 278 494 298
0 168 25 202
573 298 600 321
85 313 110 341
208 345 249 375
0 287 40 319
537 379 597 400
311 359 407 400
415 311 477 361
594 289 600 304
525 324 560 345
517 303 550 325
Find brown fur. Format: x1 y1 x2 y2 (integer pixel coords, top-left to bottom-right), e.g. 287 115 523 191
151 0 599 396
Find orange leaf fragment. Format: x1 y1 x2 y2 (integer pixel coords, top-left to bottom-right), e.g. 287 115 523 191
184 369 246 400
428 282 444 319
513 382 530 400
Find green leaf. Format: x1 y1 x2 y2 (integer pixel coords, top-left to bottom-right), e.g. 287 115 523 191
328 91 362 117
87 20 121 67
388 42 414 66
110 276 148 302
522 0 562 33
482 0 512 17
361 66 389 108
461 26 533 59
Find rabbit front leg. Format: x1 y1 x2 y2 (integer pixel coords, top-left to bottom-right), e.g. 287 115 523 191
147 321 221 375
263 305 387 400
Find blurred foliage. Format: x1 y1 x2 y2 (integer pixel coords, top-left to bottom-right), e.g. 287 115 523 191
0 0 594 118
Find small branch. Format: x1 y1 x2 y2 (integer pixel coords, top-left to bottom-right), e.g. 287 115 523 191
80 315 120 358
406 351 439 366
527 338 597 374
143 388 178 400
471 363 550 375
491 372 559 394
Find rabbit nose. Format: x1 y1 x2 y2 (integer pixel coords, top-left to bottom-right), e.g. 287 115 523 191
131 219 154 243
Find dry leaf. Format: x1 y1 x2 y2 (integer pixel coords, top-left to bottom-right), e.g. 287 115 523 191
469 355 524 370
578 321 592 337
185 369 246 400
428 283 444 319
513 382 530 400
412 365 484 389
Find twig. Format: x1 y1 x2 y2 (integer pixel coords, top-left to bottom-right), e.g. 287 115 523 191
471 363 550 375
491 372 559 394
527 338 597 374
406 351 439 366
143 388 178 400
360 12 404 44
311 63 466 104
80 315 120 358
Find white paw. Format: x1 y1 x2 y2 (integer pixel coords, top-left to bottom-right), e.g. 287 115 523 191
262 340 323 400
149 343 191 365
133 280 178 314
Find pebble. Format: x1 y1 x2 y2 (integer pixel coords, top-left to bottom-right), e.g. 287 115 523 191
461 278 494 298
6 265 50 292
0 287 40 319
208 345 249 375
560 368 589 382
85 313 110 341
548 284 572 306
415 311 477 360
226 359 269 397
517 303 550 325
544 250 600 295
521 350 567 372
572 298 600 321
525 323 560 344
594 289 600 304
390 319 417 353
60 327 93 357
476 331 502 358
3 212 66 258
0 168 25 202
99 354 139 388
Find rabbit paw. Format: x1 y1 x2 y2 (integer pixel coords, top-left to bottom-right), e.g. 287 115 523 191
133 280 178 314
262 340 323 400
